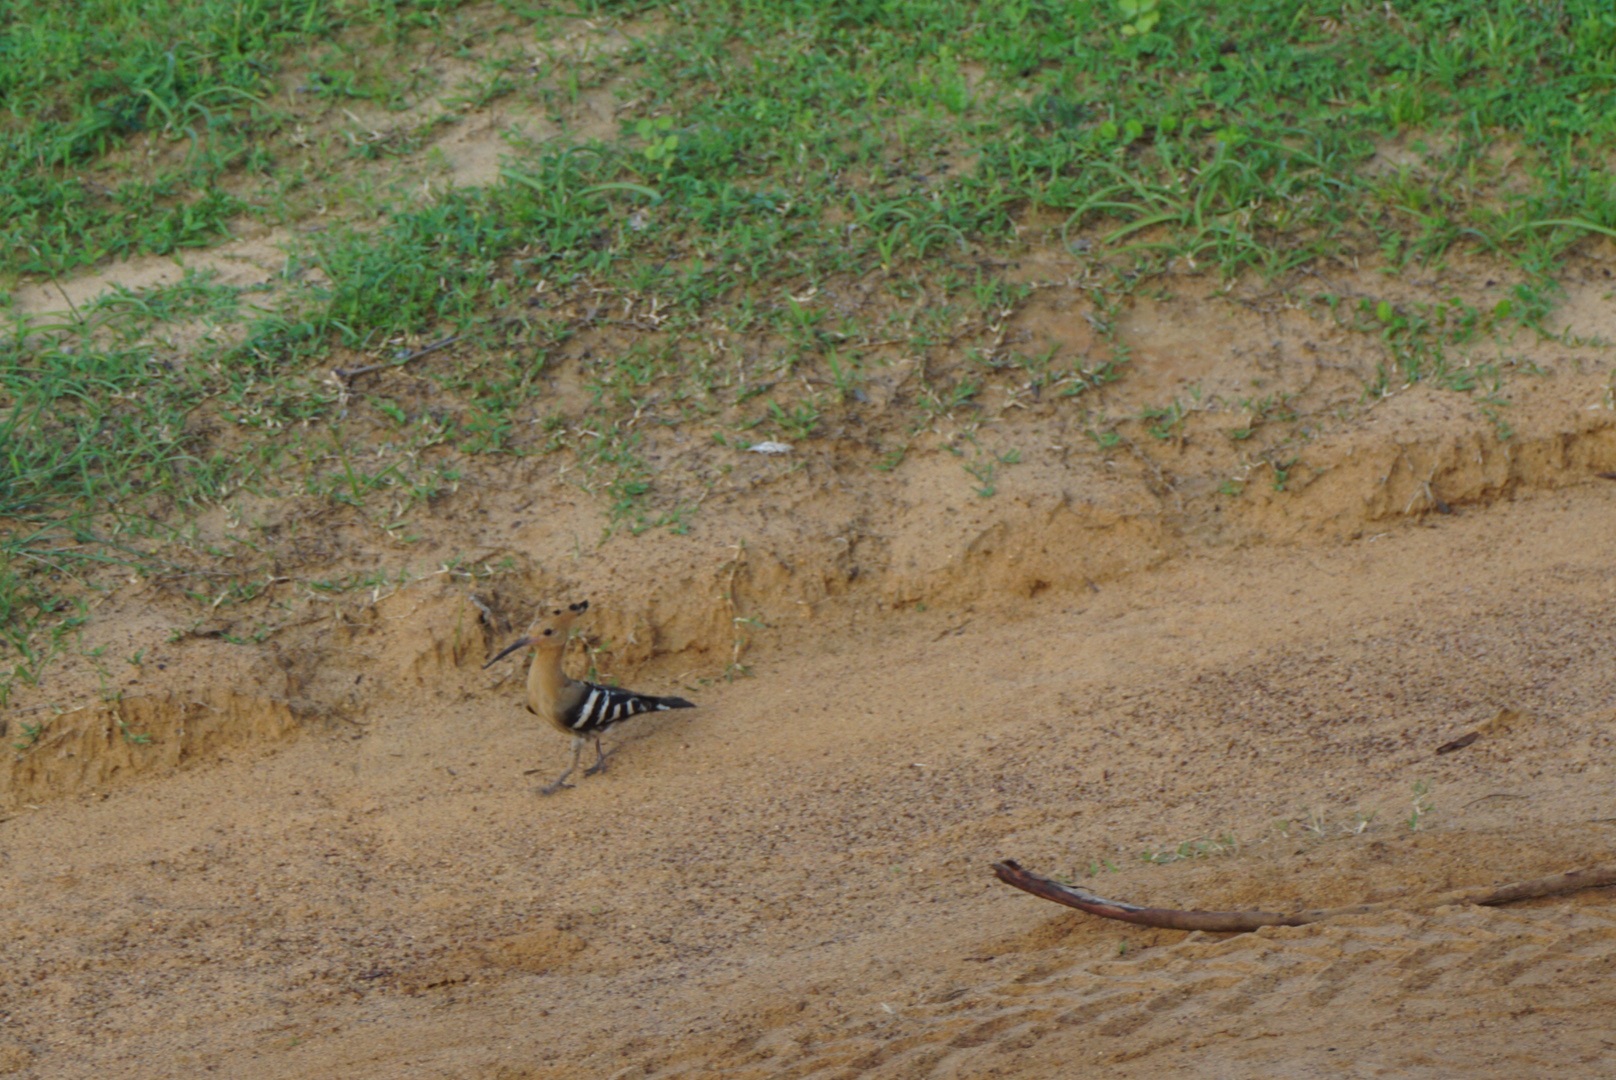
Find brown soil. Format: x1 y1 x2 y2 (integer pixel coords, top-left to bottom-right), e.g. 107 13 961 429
6 470 1616 1078
6 76 1616 1079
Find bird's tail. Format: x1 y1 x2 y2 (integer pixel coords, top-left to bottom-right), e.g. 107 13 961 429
652 694 696 710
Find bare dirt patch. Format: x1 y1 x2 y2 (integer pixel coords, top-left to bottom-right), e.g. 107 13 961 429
4 478 1616 1077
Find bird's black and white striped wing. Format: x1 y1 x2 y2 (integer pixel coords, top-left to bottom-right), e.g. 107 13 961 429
563 682 691 733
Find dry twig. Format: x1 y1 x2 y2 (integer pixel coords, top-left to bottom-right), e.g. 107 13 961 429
333 332 464 382
333 315 530 382
991 859 1616 933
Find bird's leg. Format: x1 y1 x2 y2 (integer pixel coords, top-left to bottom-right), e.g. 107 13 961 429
540 736 584 795
584 734 614 776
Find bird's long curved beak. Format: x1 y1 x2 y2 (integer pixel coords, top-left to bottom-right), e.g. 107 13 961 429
483 636 535 670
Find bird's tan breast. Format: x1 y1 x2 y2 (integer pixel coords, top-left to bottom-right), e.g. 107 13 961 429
526 681 585 737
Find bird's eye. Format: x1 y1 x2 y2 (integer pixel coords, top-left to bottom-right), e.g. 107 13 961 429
543 628 554 636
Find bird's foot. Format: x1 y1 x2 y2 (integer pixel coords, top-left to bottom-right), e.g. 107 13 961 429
538 778 575 796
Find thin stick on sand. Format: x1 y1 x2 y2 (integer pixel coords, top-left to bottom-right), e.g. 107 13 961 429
991 860 1616 933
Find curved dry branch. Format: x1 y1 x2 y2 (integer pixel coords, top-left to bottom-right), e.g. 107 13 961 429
992 860 1616 934
992 861 1309 931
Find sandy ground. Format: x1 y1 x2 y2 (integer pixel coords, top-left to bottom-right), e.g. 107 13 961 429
4 461 1616 1077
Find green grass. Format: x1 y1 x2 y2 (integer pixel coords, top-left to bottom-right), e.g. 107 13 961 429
0 0 492 276
5 0 1616 702
10 1 1616 281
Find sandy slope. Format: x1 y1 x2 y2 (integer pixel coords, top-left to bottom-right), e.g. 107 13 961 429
3 476 1616 1078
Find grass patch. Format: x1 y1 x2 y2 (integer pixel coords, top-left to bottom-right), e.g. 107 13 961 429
1 0 492 274
5 0 1615 700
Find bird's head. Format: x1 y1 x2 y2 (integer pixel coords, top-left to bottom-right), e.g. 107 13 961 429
483 600 588 669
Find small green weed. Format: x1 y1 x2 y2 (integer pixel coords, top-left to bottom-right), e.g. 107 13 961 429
118 720 153 746
12 720 46 752
1407 780 1434 832
1140 832 1240 865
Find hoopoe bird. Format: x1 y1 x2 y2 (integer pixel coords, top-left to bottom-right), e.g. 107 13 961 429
483 600 695 795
